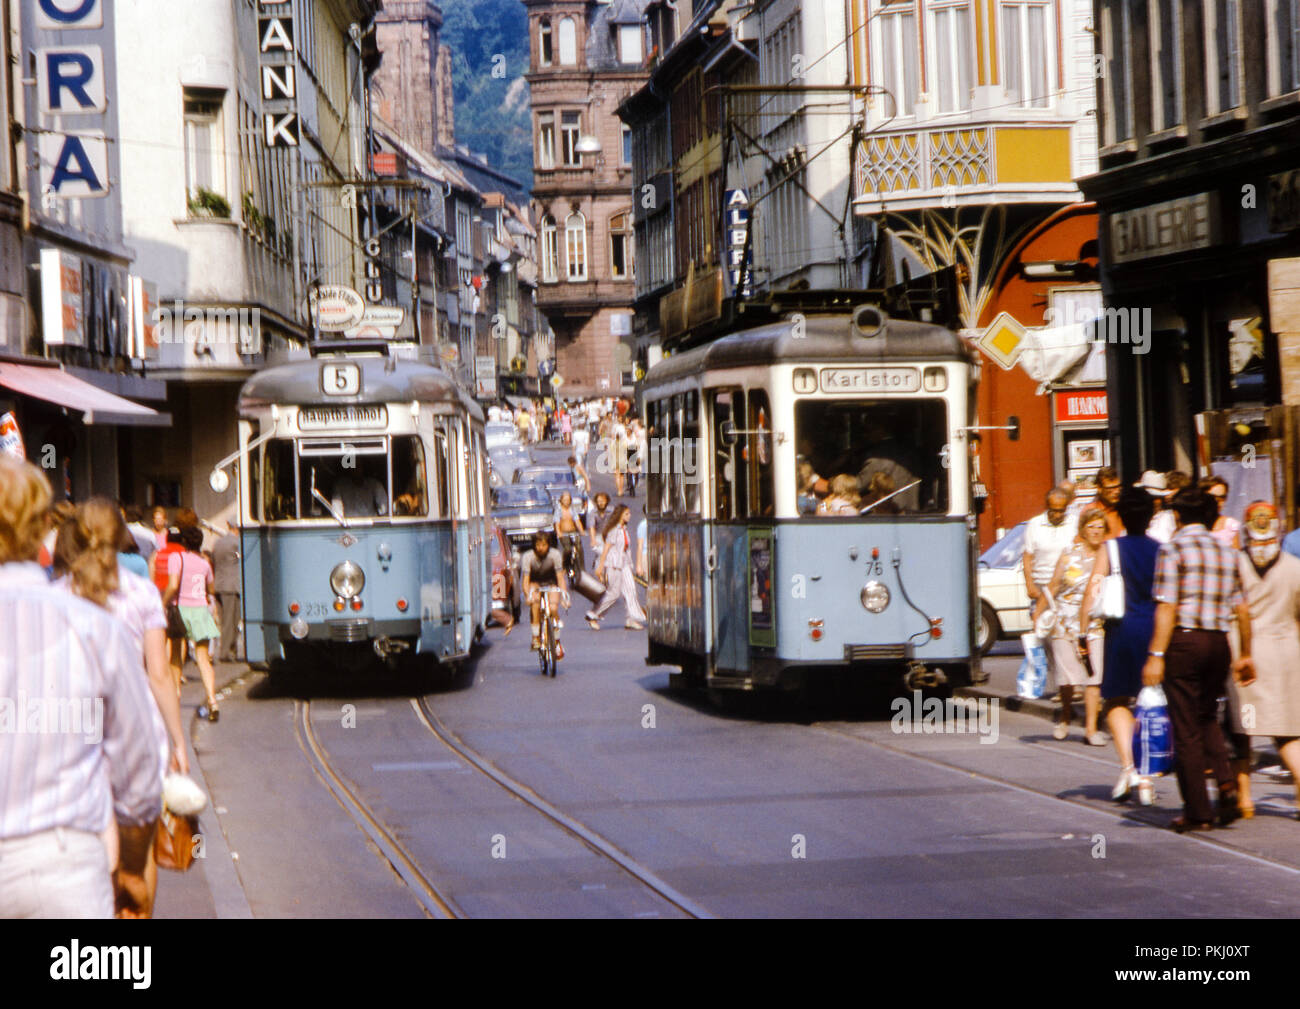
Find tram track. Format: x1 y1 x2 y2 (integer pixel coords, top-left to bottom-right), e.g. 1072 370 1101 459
811 719 1300 877
294 690 713 918
293 699 464 919
410 695 715 919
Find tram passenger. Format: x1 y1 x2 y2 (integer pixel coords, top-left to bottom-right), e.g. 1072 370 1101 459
854 418 922 512
796 459 822 515
816 475 861 516
860 471 902 514
521 530 570 653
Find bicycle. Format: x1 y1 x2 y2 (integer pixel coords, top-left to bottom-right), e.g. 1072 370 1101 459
535 588 567 677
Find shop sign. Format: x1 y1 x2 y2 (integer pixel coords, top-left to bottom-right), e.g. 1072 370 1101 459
1108 193 1218 265
259 0 299 148
1054 389 1108 424
35 0 109 199
39 248 84 346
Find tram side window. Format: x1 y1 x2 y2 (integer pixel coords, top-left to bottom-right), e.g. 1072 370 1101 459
646 399 664 518
794 399 950 515
392 436 429 517
263 439 298 520
247 432 262 523
682 391 701 515
709 388 747 520
748 389 774 518
668 394 683 516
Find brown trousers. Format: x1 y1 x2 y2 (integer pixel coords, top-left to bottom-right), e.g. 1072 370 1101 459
1164 629 1233 824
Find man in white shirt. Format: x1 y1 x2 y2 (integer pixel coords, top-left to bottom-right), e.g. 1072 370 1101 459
1024 489 1078 620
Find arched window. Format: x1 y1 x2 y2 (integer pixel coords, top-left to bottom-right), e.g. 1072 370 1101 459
558 17 577 65
565 212 587 281
541 215 559 282
539 17 553 66
609 212 633 279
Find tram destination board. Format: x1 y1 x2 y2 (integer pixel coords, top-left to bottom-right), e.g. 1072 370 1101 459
298 405 389 431
819 367 920 393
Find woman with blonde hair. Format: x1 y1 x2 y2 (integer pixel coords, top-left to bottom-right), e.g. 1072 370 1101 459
1048 505 1109 745
53 498 189 918
817 474 861 516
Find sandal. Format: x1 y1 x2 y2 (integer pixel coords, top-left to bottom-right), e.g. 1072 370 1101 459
503 620 514 638
1171 817 1214 833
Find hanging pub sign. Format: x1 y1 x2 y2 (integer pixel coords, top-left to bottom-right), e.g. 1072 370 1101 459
35 0 110 199
259 0 300 148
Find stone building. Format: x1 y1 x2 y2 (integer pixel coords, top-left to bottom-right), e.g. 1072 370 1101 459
523 0 649 397
372 2 456 160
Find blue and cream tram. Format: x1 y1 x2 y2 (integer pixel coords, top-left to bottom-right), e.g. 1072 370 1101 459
641 305 982 694
211 341 492 673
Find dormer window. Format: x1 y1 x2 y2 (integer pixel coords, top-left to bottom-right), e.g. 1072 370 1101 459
540 17 553 66
618 24 642 64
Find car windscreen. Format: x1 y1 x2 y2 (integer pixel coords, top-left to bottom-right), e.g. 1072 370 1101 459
516 468 575 485
493 485 552 508
980 523 1027 568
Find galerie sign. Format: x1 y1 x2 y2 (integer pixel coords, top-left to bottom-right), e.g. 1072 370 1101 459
1108 193 1219 265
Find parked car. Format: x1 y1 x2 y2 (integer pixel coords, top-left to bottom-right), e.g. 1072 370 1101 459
490 483 556 553
488 521 520 623
976 521 1032 654
488 443 530 484
512 465 586 511
485 420 518 450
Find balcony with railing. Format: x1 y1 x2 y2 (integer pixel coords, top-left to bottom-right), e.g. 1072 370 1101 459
852 121 1082 213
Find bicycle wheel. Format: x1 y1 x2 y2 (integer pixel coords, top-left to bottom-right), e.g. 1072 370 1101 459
548 619 558 677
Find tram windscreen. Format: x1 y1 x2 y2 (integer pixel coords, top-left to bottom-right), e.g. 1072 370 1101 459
794 400 949 515
260 436 430 521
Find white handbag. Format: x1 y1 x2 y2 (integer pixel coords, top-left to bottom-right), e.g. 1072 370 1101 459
1091 539 1126 621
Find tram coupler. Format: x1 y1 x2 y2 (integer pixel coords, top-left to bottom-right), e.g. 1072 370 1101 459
373 636 411 661
903 662 947 691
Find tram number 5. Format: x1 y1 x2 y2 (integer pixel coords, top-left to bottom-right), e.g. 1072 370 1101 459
321 362 360 396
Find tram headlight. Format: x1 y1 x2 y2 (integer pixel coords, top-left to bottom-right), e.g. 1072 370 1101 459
860 581 890 613
290 618 309 640
330 561 366 599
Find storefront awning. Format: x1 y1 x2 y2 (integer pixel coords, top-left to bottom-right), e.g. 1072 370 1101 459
0 363 169 427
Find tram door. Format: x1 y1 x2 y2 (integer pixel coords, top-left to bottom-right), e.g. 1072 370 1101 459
467 428 488 627
708 387 749 675
451 419 474 645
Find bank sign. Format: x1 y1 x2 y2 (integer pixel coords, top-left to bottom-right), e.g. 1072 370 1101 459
259 0 300 147
35 0 109 199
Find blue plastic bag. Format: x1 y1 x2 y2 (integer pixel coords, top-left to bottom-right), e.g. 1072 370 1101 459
1017 632 1049 699
1133 685 1174 776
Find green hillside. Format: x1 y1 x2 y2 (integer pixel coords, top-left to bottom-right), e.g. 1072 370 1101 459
440 0 533 190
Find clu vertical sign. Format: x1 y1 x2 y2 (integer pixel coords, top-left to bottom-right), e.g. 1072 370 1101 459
259 0 300 147
35 0 109 199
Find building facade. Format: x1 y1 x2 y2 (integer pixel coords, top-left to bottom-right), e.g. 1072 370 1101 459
524 0 648 397
1079 0 1300 526
111 0 379 517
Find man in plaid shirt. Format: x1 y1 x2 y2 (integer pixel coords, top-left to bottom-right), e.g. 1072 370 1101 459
1144 487 1256 831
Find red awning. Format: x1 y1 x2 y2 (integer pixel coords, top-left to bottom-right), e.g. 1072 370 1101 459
0 362 167 427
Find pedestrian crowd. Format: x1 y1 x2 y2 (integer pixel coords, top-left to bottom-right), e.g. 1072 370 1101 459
1021 467 1300 829
0 458 242 917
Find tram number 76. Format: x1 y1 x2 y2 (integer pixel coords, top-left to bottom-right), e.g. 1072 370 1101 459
864 559 883 576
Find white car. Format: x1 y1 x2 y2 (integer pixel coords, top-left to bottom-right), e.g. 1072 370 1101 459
485 421 518 450
976 522 1033 654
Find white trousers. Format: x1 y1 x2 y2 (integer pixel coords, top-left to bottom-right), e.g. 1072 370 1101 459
0 828 113 918
592 566 645 623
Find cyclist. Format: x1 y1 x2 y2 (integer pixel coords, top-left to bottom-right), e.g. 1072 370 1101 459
521 530 570 654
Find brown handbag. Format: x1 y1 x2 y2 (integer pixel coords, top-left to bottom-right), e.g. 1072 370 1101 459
154 809 199 871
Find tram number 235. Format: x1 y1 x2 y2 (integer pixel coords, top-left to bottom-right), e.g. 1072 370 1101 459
322 362 361 396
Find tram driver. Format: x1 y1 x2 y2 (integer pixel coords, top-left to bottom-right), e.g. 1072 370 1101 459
332 472 389 518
